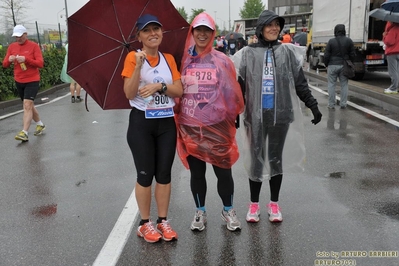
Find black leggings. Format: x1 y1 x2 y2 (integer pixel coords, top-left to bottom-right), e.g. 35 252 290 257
127 108 176 187
250 123 289 179
187 155 234 208
249 123 289 203
249 174 283 202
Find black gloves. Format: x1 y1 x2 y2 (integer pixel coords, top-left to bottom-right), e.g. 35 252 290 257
311 107 322 125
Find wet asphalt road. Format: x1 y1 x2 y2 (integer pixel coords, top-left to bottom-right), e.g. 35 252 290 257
0 79 398 266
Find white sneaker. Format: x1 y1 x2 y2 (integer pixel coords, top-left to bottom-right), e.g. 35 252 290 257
221 209 241 231
384 88 398 94
190 210 207 231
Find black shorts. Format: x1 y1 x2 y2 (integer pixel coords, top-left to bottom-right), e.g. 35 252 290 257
15 81 40 101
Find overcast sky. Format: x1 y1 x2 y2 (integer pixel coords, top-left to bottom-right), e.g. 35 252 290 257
25 0 267 31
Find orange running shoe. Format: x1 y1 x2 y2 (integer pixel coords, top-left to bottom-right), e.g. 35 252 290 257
137 221 162 243
156 220 178 241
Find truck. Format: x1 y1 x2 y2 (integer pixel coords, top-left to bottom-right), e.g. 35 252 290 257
307 0 387 80
233 19 257 38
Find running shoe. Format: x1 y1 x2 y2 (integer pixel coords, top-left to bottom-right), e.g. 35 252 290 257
137 221 162 243
384 88 398 94
191 210 207 231
221 208 241 231
156 219 178 241
15 131 28 142
246 202 260 223
34 125 46 136
267 202 283 223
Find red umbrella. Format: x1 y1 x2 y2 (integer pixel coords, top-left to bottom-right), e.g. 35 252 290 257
67 0 189 109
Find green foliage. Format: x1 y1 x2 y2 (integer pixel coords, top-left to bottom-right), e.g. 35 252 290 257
176 6 188 21
239 0 265 19
40 48 65 89
0 46 65 101
188 8 206 24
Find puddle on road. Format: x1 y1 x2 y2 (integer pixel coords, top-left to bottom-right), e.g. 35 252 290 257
377 202 399 220
325 172 346 178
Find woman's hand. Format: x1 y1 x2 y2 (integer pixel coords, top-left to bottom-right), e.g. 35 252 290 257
134 50 147 69
139 83 161 98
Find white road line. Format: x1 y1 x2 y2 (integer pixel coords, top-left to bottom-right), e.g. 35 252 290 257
0 93 70 120
309 84 399 127
1 90 140 265
92 189 138 266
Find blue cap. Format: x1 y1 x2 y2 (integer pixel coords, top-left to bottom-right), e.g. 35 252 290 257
137 14 162 31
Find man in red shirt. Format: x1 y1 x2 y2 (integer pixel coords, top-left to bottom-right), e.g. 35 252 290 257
2 25 45 142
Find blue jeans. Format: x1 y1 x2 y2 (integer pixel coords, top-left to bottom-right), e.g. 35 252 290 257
327 64 348 107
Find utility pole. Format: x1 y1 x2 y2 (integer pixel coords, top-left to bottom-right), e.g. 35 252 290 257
64 0 69 41
229 0 231 30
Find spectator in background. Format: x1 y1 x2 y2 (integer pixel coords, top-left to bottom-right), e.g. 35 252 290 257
222 36 228 54
228 33 238 55
215 35 225 53
237 37 247 51
324 24 356 109
281 29 292 43
2 25 45 142
383 22 399 94
252 34 258 43
248 35 254 45
60 43 82 103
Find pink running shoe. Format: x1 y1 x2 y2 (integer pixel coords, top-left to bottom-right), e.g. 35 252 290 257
267 202 283 223
246 202 260 223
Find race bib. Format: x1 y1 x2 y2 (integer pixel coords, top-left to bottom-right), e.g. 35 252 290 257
262 50 274 109
145 93 175 118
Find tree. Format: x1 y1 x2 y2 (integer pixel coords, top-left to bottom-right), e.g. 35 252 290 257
239 0 265 19
188 8 205 24
176 6 188 21
1 0 29 28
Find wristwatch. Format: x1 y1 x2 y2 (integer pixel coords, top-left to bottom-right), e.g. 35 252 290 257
159 83 167 94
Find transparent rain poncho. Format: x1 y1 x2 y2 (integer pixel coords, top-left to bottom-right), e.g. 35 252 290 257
175 12 244 169
231 41 316 182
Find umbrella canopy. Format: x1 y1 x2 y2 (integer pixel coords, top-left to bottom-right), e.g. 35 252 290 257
225 32 244 40
293 32 307 46
67 0 189 109
381 0 399 12
369 8 399 23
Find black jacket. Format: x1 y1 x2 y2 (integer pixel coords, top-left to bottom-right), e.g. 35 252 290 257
324 24 356 66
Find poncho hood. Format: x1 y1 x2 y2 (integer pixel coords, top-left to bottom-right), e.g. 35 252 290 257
255 10 285 41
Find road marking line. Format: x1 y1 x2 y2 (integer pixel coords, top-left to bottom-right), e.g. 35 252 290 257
1 90 140 265
309 84 399 127
0 93 70 120
92 189 138 266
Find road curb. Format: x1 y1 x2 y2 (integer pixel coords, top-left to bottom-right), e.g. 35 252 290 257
0 83 69 110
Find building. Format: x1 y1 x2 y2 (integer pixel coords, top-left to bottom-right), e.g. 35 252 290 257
268 0 313 15
268 0 313 33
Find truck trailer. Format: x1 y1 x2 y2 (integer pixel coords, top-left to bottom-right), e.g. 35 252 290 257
307 0 387 80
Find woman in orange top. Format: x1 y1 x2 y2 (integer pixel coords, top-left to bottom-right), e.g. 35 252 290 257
121 14 183 243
